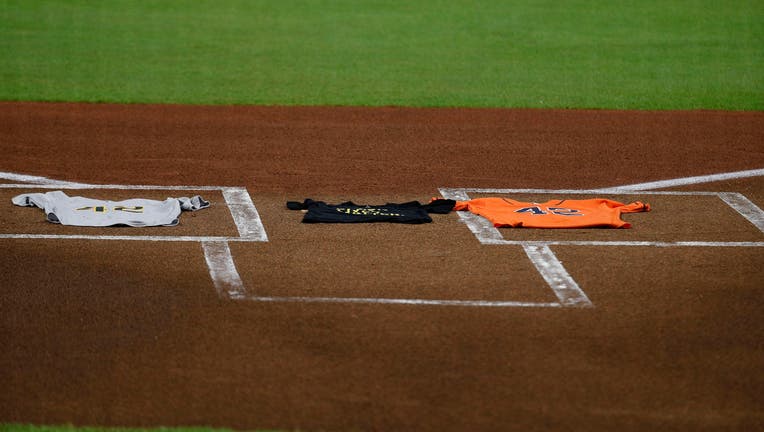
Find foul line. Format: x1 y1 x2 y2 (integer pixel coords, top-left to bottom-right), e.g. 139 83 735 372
0 171 236 190
0 171 89 187
600 168 764 192
0 182 231 191
441 188 722 196
486 240 764 247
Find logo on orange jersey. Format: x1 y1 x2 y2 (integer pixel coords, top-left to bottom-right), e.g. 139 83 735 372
515 206 584 216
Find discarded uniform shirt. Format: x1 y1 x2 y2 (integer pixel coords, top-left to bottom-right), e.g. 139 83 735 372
453 198 650 228
287 199 455 224
12 190 210 227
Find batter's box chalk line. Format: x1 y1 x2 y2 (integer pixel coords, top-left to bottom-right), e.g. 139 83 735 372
3 169 763 308
436 168 764 308
1 171 268 305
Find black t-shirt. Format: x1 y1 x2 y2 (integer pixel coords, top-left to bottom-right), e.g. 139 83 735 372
286 199 455 224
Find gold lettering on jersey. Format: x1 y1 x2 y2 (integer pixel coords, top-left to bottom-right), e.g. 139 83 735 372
335 207 402 217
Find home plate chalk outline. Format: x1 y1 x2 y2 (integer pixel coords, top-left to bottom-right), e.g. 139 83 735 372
0 171 266 300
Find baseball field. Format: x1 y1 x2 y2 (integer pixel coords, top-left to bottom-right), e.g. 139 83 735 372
1 2 763 432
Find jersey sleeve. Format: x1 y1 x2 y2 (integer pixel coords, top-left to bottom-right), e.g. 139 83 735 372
177 195 210 211
12 191 60 209
422 199 456 214
453 201 469 211
621 201 651 213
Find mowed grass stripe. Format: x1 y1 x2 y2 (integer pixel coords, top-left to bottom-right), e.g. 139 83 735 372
0 0 762 109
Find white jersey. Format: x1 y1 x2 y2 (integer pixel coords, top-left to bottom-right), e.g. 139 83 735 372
12 191 209 227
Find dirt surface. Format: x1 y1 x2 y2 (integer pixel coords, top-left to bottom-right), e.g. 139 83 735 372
1 102 763 431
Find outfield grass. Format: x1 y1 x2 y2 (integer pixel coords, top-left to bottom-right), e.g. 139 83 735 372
0 0 762 109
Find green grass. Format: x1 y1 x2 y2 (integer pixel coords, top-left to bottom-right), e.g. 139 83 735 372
0 0 762 109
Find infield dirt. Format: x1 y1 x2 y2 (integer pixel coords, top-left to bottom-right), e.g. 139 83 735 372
1 102 763 431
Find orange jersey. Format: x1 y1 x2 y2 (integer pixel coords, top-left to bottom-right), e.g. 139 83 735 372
453 198 650 228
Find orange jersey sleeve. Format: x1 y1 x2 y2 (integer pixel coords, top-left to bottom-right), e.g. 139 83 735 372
453 198 650 228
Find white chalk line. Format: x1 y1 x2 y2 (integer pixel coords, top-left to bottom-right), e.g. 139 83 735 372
0 171 90 187
718 192 764 234
3 234 759 247
439 188 505 243
442 188 723 196
0 182 231 191
523 244 593 307
202 241 246 300
240 296 563 308
0 234 247 242
0 171 231 190
222 188 269 241
483 240 764 247
454 208 504 243
603 170 764 234
601 168 764 192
